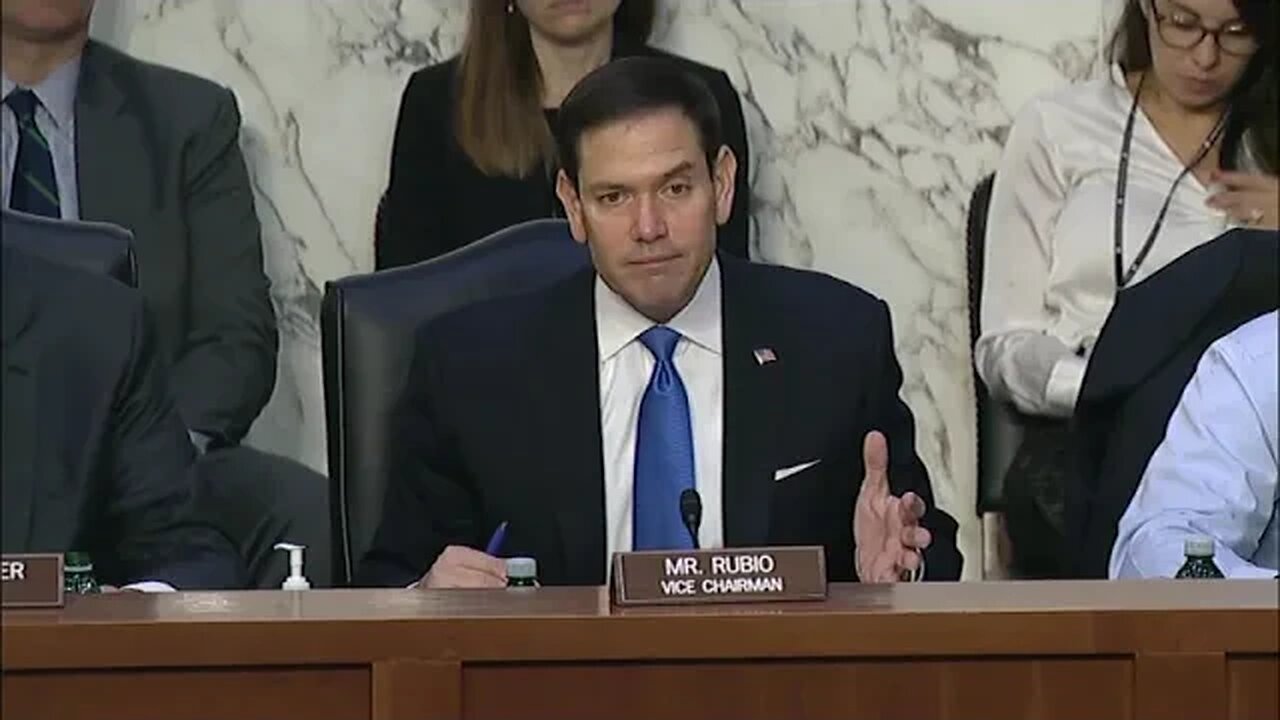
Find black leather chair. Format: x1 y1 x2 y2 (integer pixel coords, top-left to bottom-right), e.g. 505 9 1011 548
965 174 1026 517
322 219 591 585
966 173 1033 577
1 208 136 286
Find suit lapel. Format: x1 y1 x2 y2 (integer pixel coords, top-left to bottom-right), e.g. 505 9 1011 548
529 270 607 584
720 256 779 547
75 41 153 230
2 260 39 551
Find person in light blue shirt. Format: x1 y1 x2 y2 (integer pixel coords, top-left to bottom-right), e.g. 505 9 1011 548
1110 311 1278 579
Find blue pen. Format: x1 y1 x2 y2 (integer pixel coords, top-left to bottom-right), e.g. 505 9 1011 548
485 521 509 556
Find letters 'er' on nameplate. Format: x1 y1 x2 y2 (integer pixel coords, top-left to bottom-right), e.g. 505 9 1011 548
2 554 64 608
612 546 827 606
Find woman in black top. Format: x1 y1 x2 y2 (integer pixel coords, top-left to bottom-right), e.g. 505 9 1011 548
375 0 752 269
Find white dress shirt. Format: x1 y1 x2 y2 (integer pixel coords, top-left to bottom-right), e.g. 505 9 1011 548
2 58 82 220
1110 311 1278 580
597 258 724 575
977 64 1248 418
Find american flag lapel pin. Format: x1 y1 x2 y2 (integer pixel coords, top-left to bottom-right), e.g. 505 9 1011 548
753 347 777 366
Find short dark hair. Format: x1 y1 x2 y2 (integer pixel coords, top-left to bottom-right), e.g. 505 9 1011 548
556 56 724 187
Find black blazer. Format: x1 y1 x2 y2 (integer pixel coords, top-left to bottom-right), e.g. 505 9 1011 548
356 255 962 587
1 248 246 589
1066 229 1279 578
376 42 752 268
75 40 276 445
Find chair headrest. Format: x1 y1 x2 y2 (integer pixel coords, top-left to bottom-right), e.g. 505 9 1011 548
1 208 137 287
328 218 590 329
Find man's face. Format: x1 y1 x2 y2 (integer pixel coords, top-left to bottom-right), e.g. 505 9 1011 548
556 108 736 323
1 0 94 43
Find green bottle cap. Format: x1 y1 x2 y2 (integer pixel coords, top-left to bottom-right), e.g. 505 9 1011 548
64 551 93 571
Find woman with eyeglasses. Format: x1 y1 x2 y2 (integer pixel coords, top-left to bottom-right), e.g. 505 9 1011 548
375 0 751 269
975 0 1276 578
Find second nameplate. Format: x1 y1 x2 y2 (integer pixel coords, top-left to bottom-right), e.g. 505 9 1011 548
2 554 64 609
611 545 827 606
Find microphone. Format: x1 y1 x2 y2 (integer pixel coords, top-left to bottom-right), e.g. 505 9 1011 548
679 488 702 550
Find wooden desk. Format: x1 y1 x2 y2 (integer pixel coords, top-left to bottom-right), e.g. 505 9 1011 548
3 580 1276 720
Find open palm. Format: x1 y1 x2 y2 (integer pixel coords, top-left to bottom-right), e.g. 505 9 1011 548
853 431 931 582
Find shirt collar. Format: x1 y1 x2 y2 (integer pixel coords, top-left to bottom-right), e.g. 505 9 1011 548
595 256 723 362
2 54 82 130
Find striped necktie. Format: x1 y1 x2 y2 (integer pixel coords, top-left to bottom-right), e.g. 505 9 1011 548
5 89 60 218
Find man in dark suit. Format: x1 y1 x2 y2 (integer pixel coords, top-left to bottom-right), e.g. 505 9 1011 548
1 0 328 586
2 246 245 589
1066 228 1278 578
357 57 962 588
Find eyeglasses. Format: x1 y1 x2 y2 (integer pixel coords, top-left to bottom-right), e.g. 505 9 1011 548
1151 2 1259 57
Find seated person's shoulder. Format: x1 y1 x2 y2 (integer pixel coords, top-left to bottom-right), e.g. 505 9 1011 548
747 259 881 306
404 56 461 100
92 41 237 124
1213 311 1279 365
740 259 888 333
1008 67 1124 133
394 58 463 139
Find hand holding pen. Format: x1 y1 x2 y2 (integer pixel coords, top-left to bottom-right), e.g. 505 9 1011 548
416 522 509 589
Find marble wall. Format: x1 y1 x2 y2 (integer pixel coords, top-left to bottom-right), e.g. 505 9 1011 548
91 0 1116 579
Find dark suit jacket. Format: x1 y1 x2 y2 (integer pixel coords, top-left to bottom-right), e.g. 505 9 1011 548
1 248 246 589
376 40 752 269
356 255 962 587
75 40 276 446
1066 228 1279 578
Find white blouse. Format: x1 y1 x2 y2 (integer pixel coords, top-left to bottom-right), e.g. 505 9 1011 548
976 64 1244 418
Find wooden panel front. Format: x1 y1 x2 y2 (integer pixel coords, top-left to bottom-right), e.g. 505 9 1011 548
1 582 1274 720
462 657 1135 720
1134 652 1226 720
1229 655 1280 720
373 659 461 720
2 666 370 720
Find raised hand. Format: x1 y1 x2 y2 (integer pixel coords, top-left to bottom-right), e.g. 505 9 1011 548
853 431 931 583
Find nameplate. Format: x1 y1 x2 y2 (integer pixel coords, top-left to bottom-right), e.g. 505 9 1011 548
612 545 827 606
2 554 64 609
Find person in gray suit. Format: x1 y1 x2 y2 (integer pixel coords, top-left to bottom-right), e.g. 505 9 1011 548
1 0 329 587
2 246 248 590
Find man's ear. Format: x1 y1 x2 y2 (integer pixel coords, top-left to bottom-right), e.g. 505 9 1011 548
555 169 588 244
712 146 738 226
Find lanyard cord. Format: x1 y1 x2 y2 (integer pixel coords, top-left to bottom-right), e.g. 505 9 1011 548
1112 72 1229 289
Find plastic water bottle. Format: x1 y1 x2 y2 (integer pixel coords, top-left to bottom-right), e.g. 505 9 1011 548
506 557 538 588
1175 536 1224 579
63 551 100 594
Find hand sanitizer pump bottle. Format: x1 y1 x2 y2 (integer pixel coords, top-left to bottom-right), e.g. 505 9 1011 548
273 543 312 590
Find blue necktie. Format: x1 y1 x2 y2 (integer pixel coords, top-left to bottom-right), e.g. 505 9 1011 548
5 89 60 218
633 326 697 550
